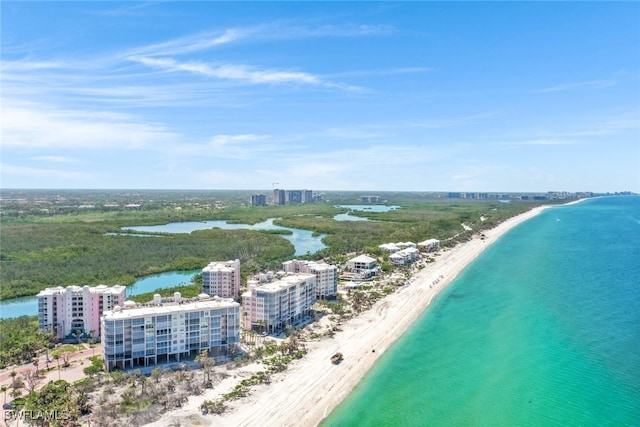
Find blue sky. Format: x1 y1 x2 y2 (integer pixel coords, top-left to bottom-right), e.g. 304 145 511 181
2 1 639 192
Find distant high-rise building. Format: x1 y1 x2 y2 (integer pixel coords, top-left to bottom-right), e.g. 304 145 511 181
273 188 314 205
361 195 383 203
251 194 267 206
302 190 314 203
286 190 303 203
273 189 286 205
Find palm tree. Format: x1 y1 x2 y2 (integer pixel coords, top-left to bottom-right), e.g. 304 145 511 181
53 353 61 379
10 376 24 400
195 349 215 385
1 385 8 405
150 367 162 384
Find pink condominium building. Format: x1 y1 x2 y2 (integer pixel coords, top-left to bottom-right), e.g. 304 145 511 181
37 285 126 339
202 259 241 299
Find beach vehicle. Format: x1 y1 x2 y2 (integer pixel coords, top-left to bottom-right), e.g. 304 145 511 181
331 352 344 364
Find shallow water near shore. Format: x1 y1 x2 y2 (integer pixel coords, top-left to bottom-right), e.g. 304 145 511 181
324 196 640 426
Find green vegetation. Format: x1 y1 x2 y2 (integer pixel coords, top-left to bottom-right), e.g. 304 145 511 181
0 225 293 300
83 356 104 378
0 316 55 369
1 190 550 301
23 380 82 426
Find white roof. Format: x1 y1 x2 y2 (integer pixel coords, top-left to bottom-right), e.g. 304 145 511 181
103 297 239 319
349 254 376 263
379 243 399 251
252 273 315 293
418 239 440 245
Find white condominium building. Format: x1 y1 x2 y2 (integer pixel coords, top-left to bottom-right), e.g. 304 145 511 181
202 259 241 299
241 273 316 333
389 247 420 265
101 293 240 372
282 259 338 299
37 285 126 339
418 239 440 252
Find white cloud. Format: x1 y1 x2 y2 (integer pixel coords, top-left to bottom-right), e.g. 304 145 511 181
536 79 616 93
513 139 578 146
209 134 269 148
1 60 66 72
124 23 392 58
124 29 253 57
2 100 178 150
0 163 92 181
32 156 78 163
128 56 358 89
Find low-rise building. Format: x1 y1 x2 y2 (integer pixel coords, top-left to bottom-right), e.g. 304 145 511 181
202 259 241 300
37 285 126 339
389 247 420 265
379 242 417 253
379 243 400 253
345 255 379 280
241 273 316 333
418 239 440 252
101 293 240 372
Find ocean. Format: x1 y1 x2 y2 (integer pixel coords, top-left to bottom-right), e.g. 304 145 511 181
322 196 640 426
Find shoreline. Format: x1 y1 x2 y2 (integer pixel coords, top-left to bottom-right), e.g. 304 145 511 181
147 203 564 427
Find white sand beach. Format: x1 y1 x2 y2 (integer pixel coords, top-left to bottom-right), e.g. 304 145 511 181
147 204 559 427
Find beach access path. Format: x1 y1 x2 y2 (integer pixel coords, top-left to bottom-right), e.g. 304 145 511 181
149 203 558 427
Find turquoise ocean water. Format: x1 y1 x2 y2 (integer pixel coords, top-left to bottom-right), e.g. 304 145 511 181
323 196 640 426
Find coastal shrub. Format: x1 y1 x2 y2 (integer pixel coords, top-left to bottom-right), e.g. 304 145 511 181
201 398 226 414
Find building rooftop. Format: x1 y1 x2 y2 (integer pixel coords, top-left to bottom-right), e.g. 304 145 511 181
103 294 239 319
37 284 126 297
349 254 377 263
203 259 239 272
246 273 315 293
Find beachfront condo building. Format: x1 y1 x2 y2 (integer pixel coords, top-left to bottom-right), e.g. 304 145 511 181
379 241 417 253
37 285 127 339
345 255 379 280
282 259 338 299
202 259 241 300
389 247 420 265
101 293 240 372
418 239 440 252
241 273 317 333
